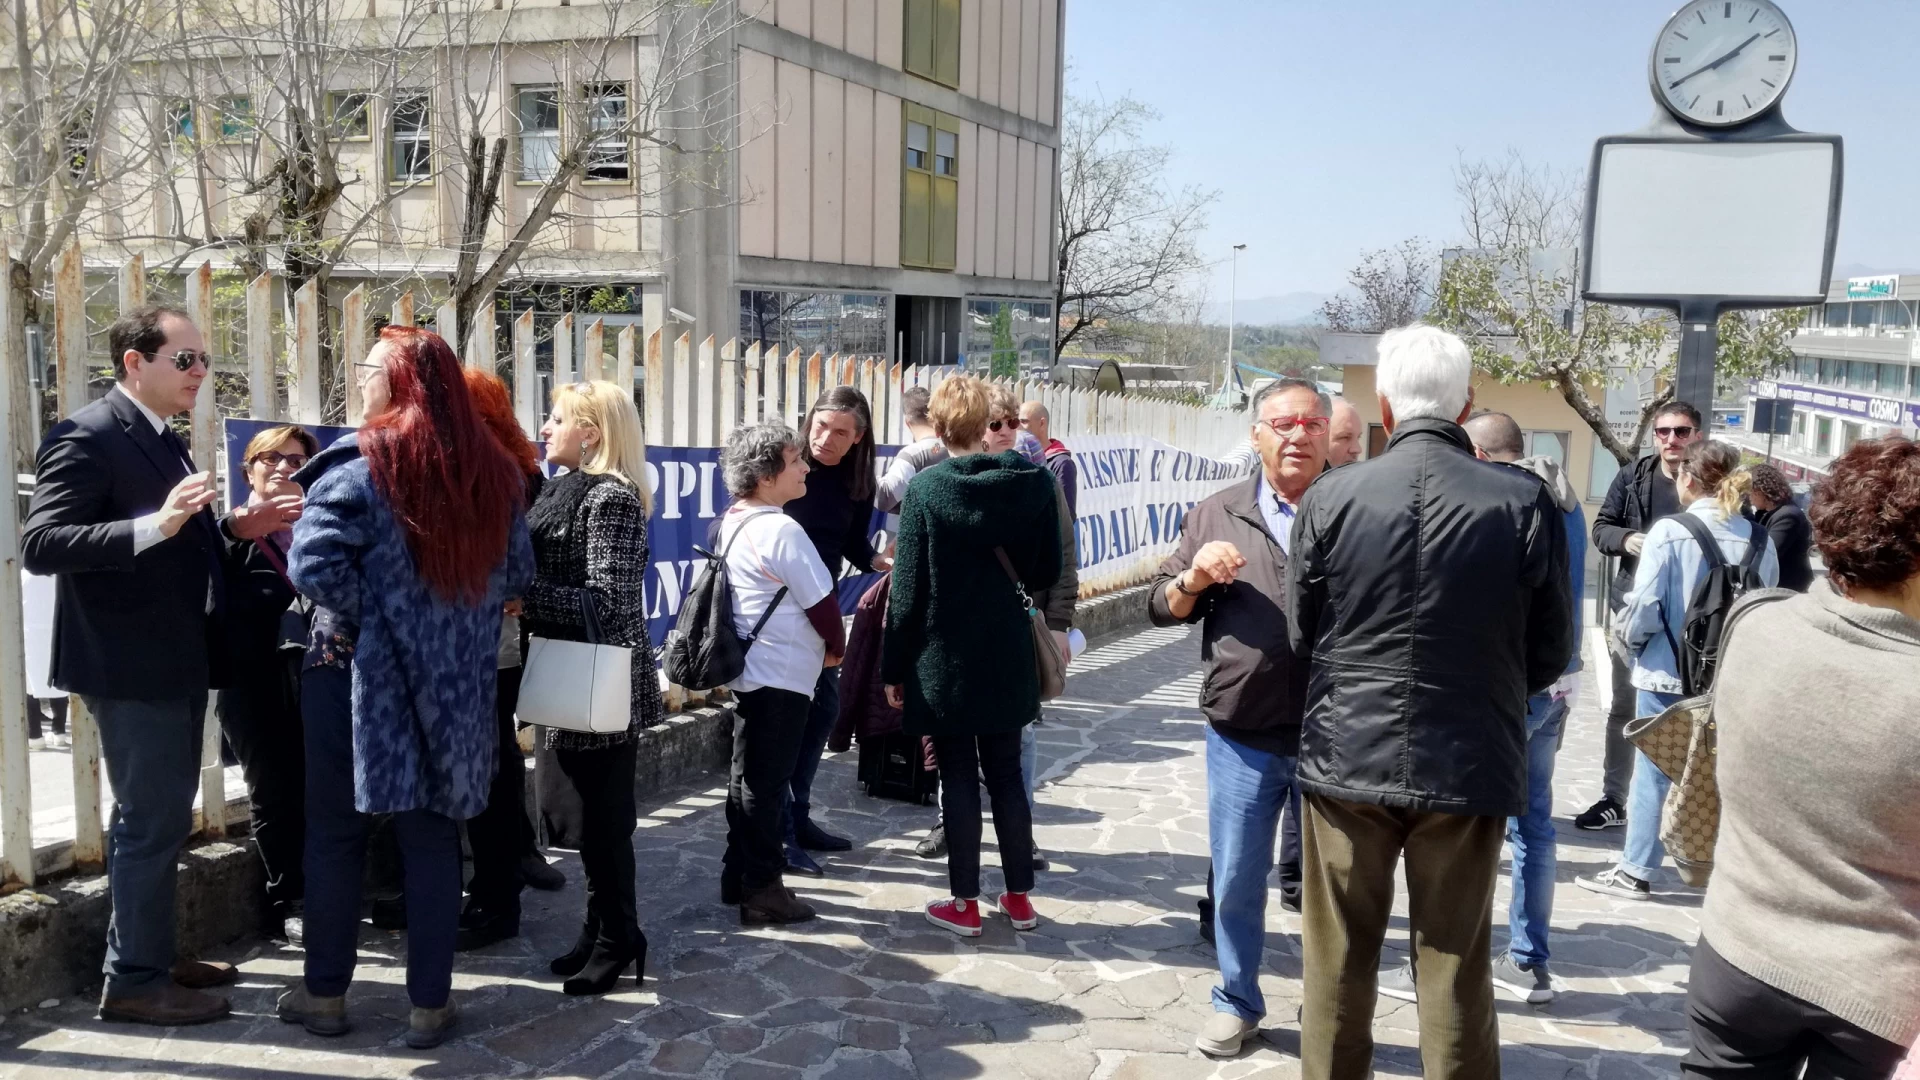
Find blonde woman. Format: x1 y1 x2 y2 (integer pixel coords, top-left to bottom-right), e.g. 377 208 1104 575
526 381 663 994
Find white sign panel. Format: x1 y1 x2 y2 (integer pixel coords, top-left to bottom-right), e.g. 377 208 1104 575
1588 140 1836 300
1069 434 1252 588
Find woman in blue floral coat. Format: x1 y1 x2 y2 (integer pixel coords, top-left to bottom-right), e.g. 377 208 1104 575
279 327 533 1048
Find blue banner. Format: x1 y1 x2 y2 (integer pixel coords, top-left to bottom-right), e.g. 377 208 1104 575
223 418 894 649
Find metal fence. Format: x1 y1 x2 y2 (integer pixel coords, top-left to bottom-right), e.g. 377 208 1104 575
0 240 1249 892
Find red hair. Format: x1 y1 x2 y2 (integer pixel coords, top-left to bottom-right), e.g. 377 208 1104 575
462 367 540 480
361 326 522 605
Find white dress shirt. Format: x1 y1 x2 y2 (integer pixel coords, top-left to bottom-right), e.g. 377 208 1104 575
118 386 193 556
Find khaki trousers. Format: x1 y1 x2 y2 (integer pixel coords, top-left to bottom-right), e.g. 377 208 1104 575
1299 792 1506 1080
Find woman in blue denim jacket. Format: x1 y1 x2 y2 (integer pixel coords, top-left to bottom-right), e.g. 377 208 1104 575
1578 440 1776 902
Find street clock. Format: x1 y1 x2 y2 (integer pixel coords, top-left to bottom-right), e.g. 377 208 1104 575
1650 0 1798 127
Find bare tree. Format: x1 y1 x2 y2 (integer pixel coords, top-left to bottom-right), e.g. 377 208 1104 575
1054 92 1214 359
1 0 168 462
1318 238 1436 333
441 0 744 353
1431 151 1799 464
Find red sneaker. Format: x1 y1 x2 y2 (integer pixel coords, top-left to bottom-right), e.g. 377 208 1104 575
995 892 1039 931
925 897 983 937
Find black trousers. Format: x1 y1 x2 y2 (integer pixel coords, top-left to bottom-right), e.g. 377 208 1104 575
932 730 1034 900
724 687 811 892
553 740 640 951
215 659 306 917
1682 938 1905 1080
27 696 66 739
465 665 536 914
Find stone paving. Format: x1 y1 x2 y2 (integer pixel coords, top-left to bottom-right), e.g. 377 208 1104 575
0 623 1702 1079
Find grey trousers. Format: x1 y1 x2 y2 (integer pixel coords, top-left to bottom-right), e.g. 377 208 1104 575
1602 649 1637 806
87 693 207 996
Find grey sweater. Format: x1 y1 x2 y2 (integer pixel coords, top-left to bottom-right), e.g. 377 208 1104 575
1705 579 1920 1045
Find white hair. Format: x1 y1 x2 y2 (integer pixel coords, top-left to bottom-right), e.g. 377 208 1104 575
1375 324 1473 423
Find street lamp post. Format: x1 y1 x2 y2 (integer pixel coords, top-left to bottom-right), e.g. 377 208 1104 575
1225 243 1246 394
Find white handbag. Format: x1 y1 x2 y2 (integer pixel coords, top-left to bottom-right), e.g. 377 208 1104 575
516 593 632 734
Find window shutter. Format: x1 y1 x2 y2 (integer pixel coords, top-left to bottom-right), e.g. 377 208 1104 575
934 0 961 88
905 0 936 80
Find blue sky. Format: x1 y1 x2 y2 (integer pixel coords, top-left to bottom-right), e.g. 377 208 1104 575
1064 0 1919 303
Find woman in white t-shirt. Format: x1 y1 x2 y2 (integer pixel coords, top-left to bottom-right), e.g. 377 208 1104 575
715 422 846 926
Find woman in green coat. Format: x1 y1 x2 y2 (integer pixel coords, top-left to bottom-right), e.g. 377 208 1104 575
882 376 1063 938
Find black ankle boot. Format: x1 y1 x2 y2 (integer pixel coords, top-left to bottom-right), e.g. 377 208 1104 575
548 920 597 978
562 934 646 996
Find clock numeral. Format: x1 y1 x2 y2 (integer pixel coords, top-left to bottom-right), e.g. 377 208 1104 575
1723 2 1731 16
1716 100 1725 116
1742 93 1752 108
1768 54 1786 60
1760 78 1777 88
1664 57 1682 63
1697 10 1707 24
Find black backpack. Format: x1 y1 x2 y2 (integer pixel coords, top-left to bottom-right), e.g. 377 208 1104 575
1663 514 1772 696
661 514 787 691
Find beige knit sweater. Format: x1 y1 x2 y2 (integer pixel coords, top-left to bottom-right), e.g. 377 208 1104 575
1706 579 1920 1045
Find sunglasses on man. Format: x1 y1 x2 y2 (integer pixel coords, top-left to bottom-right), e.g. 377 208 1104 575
1653 425 1696 440
143 349 212 372
987 418 1016 432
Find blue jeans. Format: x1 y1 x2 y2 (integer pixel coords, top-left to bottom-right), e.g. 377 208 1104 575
783 665 840 843
88 693 207 996
301 665 462 1008
1205 724 1297 1021
1620 688 1684 882
1506 692 1567 967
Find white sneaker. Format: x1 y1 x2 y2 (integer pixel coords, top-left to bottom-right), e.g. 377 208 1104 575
1195 1012 1258 1057
27 737 46 751
47 733 68 750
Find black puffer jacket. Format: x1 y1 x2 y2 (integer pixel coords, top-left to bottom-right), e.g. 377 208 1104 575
1285 419 1575 817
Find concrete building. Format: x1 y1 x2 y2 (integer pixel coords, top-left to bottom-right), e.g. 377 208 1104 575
1744 273 1920 480
9 0 1064 377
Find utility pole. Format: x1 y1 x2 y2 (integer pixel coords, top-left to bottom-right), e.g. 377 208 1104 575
1225 243 1246 393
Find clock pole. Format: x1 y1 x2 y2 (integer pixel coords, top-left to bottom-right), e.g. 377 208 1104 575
1674 301 1719 416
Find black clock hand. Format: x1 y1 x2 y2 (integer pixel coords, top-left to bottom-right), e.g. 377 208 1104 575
1669 32 1763 90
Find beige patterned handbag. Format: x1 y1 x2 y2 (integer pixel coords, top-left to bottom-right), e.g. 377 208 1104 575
1623 589 1793 887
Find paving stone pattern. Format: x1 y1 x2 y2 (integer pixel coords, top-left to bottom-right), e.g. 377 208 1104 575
0 625 1702 1078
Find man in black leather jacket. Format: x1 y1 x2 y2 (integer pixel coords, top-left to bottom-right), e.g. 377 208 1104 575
1285 325 1574 1080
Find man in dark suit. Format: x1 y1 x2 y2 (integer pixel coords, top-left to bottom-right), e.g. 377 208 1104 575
23 305 289 1025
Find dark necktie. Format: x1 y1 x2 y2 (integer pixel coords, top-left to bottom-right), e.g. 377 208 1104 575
159 424 196 477
158 424 226 615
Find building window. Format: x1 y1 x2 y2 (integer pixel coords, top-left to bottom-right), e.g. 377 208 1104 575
162 100 194 142
1912 365 1920 399
1523 430 1570 469
1847 360 1874 392
583 82 630 183
739 289 892 360
963 298 1055 378
1879 363 1905 395
901 103 958 270
390 93 431 182
326 91 371 140
215 95 254 141
63 115 94 178
1840 421 1862 454
904 0 961 88
1815 415 1833 457
516 85 560 182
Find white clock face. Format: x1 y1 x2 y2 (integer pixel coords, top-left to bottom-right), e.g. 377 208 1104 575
1650 0 1798 127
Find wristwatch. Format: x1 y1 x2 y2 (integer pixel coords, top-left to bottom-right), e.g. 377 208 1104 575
1173 572 1205 597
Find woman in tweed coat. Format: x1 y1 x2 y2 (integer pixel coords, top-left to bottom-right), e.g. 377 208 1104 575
525 380 663 995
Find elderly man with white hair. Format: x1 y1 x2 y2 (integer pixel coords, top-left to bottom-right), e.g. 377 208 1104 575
1285 324 1575 1080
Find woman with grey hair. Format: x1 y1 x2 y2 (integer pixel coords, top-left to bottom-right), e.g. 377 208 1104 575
714 423 846 925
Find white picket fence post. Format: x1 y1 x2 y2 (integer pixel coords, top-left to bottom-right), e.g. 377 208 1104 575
0 239 33 889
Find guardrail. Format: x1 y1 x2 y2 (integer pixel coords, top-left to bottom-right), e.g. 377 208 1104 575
0 240 1249 892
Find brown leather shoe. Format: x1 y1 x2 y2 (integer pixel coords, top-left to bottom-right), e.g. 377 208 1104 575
98 983 231 1026
740 883 816 925
171 960 237 989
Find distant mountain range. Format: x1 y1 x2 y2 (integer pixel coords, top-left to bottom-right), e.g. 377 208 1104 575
1202 291 1333 327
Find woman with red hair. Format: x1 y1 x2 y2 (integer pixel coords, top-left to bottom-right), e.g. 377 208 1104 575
456 368 567 953
280 327 533 1048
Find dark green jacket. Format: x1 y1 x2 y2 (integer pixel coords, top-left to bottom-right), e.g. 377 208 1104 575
882 451 1063 737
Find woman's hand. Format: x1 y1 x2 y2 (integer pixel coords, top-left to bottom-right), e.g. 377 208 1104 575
503 599 524 617
884 684 904 708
